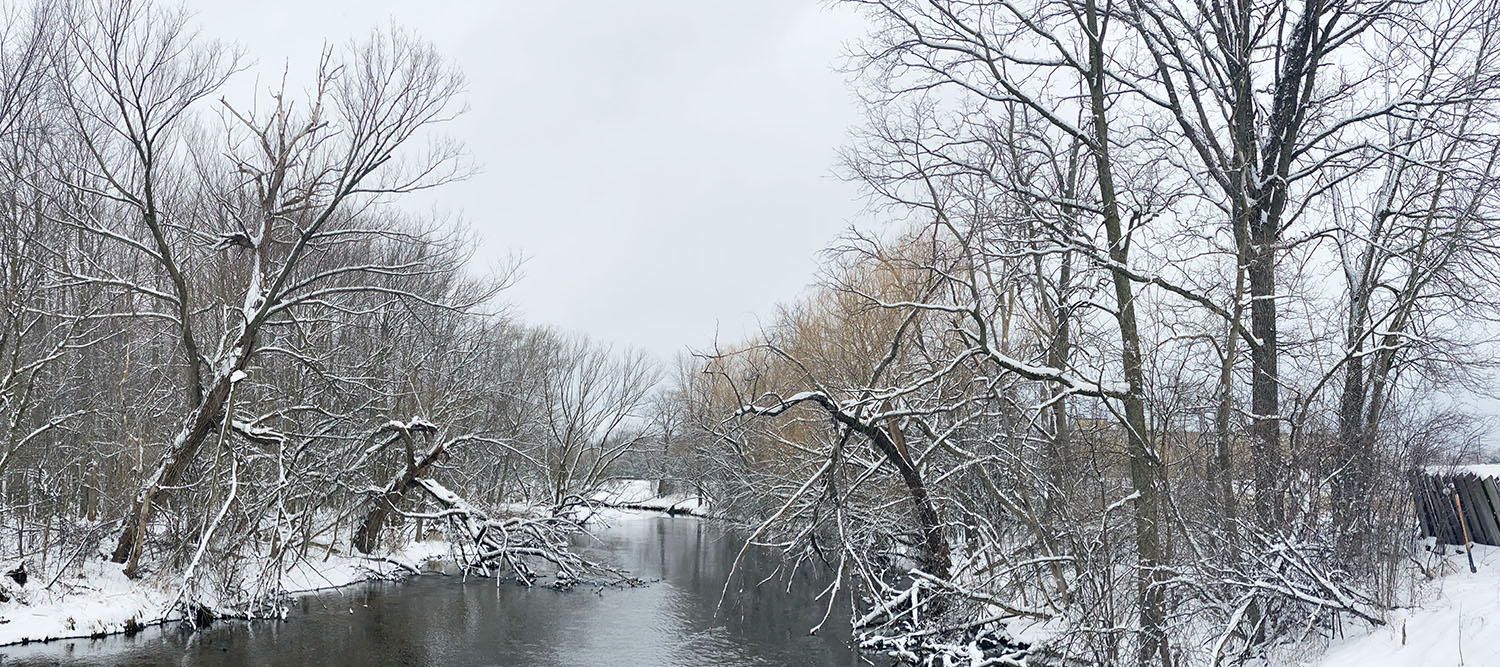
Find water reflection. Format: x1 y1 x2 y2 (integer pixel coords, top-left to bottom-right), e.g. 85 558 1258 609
2 516 864 666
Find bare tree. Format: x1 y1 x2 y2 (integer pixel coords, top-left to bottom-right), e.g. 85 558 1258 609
535 331 659 506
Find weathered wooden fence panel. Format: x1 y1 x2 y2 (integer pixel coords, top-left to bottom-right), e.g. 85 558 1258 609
1415 469 1500 547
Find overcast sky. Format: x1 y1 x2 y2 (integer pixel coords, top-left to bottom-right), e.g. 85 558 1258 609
192 1 870 363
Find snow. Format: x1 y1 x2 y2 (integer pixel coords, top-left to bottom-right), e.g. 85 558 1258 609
276 539 451 594
0 539 455 647
593 479 655 503
581 505 664 523
1427 464 1500 480
1298 541 1500 667
587 479 710 517
0 560 158 645
855 537 1500 667
0 478 704 647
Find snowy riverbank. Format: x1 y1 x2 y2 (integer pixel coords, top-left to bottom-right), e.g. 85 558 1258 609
0 539 453 647
0 481 704 649
587 479 710 517
8 516 1492 666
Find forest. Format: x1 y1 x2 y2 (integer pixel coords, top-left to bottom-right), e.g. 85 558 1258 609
2 0 1499 666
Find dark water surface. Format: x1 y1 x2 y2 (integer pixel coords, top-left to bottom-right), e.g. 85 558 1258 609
2 516 862 666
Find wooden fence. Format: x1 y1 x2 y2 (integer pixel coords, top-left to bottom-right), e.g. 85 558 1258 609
1414 468 1500 547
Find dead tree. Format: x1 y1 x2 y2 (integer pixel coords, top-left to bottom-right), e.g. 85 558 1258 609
346 417 620 585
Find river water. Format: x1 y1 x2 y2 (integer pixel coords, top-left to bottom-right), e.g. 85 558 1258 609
3 515 865 666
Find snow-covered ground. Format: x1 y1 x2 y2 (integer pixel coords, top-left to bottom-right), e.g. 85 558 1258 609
1003 540 1500 666
0 539 452 647
870 540 1500 666
588 479 710 517
1297 541 1500 667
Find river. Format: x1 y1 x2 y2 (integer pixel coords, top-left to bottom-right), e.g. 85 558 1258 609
2 515 866 666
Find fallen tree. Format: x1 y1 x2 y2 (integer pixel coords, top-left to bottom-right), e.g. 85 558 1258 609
351 418 631 586
412 479 631 586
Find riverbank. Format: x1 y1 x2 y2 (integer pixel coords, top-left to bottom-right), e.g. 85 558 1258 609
0 492 700 649
587 479 711 517
0 539 451 647
1 515 860 667
17 506 1494 662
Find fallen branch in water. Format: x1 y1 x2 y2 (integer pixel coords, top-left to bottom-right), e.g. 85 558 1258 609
414 478 639 587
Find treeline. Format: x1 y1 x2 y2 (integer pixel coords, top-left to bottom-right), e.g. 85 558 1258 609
0 0 659 608
666 0 1500 665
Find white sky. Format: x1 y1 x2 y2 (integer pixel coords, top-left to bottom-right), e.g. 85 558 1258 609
191 1 870 363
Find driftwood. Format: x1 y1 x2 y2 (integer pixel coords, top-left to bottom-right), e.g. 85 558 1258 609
412 479 631 585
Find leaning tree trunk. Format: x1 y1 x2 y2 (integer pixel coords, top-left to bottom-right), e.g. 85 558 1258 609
885 420 951 581
110 366 241 576
353 419 443 554
801 394 951 581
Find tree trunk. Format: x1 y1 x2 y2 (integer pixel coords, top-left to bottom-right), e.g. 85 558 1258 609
354 423 444 554
109 368 237 575
1084 4 1168 660
805 396 951 581
1247 223 1284 529
887 421 951 581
